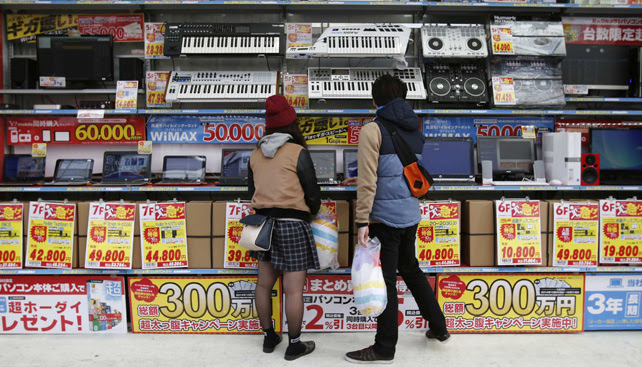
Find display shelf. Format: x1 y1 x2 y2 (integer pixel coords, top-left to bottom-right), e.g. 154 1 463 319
0 89 144 95
0 109 137 115
566 97 642 103
0 185 639 193
0 269 127 275
4 266 641 276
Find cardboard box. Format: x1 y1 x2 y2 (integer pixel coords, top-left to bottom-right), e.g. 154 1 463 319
186 201 212 237
212 237 226 269
462 200 495 267
132 237 141 269
77 201 90 236
78 236 87 268
338 233 349 268
212 202 228 237
188 237 212 269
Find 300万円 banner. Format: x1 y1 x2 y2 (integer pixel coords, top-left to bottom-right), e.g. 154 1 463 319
129 277 281 334
437 273 585 333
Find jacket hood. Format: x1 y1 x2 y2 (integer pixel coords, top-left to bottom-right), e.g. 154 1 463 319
376 98 420 131
258 133 292 158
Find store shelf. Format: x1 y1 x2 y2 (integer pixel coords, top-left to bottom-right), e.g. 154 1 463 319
0 109 137 115
566 97 642 103
0 269 127 275
3 266 641 276
0 89 144 95
1 185 640 193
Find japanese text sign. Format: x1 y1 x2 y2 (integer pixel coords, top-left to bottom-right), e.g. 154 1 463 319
553 202 599 267
139 202 188 269
0 203 24 269
224 202 256 269
25 202 75 269
585 274 642 330
85 202 136 269
599 199 642 264
416 202 460 267
496 200 542 265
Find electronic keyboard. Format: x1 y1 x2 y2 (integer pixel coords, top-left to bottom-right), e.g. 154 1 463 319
165 71 280 103
287 24 411 59
164 23 285 56
308 67 426 100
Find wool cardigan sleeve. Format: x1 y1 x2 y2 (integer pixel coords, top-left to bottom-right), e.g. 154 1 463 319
355 122 381 226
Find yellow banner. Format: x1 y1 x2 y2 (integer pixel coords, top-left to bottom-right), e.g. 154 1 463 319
437 273 585 333
553 202 599 267
225 202 256 269
25 202 75 269
600 199 642 264
85 202 136 269
6 14 78 42
140 202 188 269
129 277 281 334
298 117 371 145
495 200 542 265
0 204 24 269
416 202 460 267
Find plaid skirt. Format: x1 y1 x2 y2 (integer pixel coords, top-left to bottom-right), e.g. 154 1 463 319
249 219 320 272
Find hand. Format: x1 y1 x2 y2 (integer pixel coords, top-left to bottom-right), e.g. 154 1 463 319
357 225 369 247
339 177 358 186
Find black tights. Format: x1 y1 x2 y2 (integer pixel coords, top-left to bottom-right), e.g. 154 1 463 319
255 260 307 336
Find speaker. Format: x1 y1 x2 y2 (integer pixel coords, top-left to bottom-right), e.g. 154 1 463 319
119 58 144 85
11 58 38 89
533 160 546 183
581 153 600 186
481 160 493 185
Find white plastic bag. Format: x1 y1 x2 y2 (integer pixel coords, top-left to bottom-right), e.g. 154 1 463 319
311 208 339 270
351 237 387 317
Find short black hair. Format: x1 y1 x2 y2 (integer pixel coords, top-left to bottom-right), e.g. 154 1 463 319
372 74 407 107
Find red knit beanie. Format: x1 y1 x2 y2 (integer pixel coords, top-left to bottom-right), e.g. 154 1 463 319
265 95 297 129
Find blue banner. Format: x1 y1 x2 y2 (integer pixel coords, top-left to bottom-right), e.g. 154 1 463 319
147 115 265 143
423 116 555 143
585 273 642 330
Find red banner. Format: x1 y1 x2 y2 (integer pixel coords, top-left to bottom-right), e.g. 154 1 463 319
78 14 144 42
6 116 145 145
563 17 642 45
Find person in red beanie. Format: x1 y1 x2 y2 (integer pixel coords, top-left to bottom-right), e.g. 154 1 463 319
248 94 321 361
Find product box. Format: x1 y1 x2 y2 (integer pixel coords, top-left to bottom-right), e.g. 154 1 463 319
185 201 212 237
462 200 495 267
187 237 212 269
132 237 141 269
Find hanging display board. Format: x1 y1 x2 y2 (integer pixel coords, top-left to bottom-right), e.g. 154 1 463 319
224 202 256 269
585 273 642 330
495 200 542 266
552 202 599 267
25 201 75 269
85 202 136 270
416 202 461 268
140 202 188 269
0 203 24 269
599 199 642 264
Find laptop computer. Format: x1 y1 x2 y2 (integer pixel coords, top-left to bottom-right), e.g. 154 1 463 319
1 155 46 185
99 151 152 185
47 159 94 185
309 150 339 185
156 155 207 185
343 149 358 179
217 149 252 186
421 137 477 186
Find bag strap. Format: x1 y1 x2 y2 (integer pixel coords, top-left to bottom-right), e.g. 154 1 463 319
377 119 419 166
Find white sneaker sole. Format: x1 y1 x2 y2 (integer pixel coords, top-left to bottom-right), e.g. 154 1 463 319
344 355 394 364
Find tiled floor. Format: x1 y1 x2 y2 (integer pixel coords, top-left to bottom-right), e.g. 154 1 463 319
1 330 641 366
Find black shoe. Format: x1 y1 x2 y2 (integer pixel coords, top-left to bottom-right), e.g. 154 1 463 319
284 341 315 361
345 345 393 364
426 329 451 343
263 333 283 353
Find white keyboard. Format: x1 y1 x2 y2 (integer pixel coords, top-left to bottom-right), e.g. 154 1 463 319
491 181 550 186
421 24 488 58
308 67 426 100
287 24 410 58
165 71 279 103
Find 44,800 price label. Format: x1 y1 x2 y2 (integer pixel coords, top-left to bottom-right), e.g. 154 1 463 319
140 202 188 269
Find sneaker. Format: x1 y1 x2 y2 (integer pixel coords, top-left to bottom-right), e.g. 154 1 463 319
263 333 283 353
284 341 315 361
425 329 451 343
345 346 393 364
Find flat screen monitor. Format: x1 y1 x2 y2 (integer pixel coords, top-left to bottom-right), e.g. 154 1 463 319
221 150 252 179
421 138 475 179
102 151 151 183
53 159 94 182
591 129 642 170
562 44 632 94
477 136 535 174
309 150 336 181
37 35 114 82
343 149 358 179
2 155 46 183
162 156 206 181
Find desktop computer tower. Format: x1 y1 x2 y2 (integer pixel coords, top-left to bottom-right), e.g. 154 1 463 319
542 132 582 185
